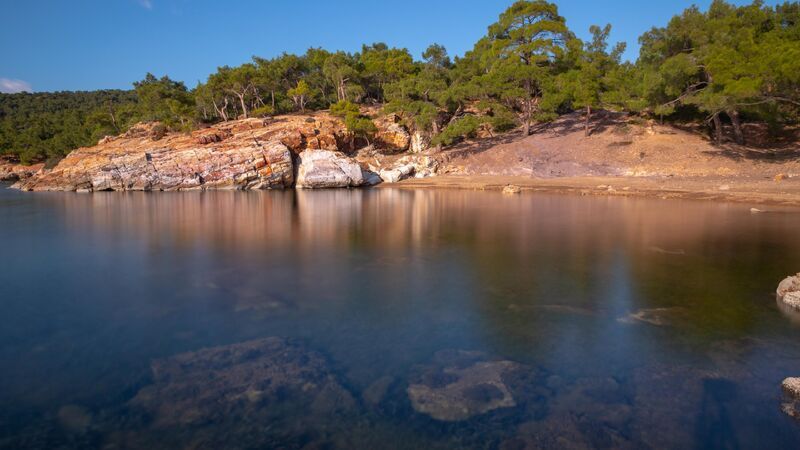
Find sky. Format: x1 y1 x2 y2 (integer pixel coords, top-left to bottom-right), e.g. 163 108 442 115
0 0 775 93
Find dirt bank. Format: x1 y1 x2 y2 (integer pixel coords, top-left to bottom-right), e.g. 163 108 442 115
388 175 800 207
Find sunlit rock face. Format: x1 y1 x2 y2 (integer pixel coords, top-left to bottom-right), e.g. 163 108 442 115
295 149 366 188
14 120 301 192
374 115 411 153
0 159 44 181
11 111 436 192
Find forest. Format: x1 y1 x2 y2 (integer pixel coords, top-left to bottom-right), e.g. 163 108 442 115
1 0 798 164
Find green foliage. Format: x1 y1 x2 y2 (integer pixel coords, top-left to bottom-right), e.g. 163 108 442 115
330 100 360 118
432 115 483 146
344 114 377 144
636 0 800 142
250 105 274 117
330 100 376 143
4 0 799 162
0 90 137 163
133 73 195 128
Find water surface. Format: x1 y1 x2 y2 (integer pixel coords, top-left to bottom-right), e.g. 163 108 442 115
1 183 800 449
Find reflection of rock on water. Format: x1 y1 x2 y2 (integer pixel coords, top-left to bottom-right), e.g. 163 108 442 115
127 337 356 448
777 297 800 325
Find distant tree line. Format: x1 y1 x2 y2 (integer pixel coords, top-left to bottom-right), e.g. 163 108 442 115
2 0 798 164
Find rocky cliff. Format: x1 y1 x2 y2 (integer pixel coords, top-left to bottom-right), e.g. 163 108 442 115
13 112 429 192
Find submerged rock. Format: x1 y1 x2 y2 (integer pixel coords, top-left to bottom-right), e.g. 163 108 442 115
618 307 688 327
407 350 527 422
130 337 356 428
777 273 800 309
295 150 365 188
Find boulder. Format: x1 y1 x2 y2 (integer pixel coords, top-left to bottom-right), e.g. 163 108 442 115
502 185 522 195
379 164 415 183
296 149 365 188
782 377 800 419
778 273 800 308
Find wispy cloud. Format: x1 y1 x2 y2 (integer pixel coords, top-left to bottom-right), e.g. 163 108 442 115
0 78 32 93
137 0 153 10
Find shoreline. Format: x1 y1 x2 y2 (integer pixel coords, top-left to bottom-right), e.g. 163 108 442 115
7 176 800 209
384 175 800 208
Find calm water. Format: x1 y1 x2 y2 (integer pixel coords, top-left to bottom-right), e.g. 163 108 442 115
2 183 800 449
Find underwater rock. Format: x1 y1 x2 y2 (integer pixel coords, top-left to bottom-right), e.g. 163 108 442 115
362 375 395 407
131 337 356 428
617 307 687 327
56 405 92 433
777 273 800 309
501 377 635 450
407 350 524 422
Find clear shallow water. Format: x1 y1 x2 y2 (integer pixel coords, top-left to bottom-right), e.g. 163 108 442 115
1 183 800 449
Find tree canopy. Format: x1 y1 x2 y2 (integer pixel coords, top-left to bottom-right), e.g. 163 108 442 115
2 0 799 163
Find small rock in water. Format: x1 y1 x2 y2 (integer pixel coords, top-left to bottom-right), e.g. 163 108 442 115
502 185 521 195
718 184 731 191
750 208 764 214
782 377 800 419
777 273 800 309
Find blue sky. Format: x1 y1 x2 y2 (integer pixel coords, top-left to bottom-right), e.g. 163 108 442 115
0 0 773 93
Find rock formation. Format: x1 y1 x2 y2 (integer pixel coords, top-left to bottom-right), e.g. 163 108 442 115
0 159 43 182
374 115 410 153
11 112 436 192
131 337 356 427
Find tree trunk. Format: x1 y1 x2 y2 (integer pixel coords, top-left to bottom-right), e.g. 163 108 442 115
712 112 723 145
237 92 248 119
271 90 275 111
585 105 591 137
523 80 532 136
728 109 744 145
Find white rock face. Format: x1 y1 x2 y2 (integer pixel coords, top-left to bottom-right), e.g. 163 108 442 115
295 150 365 189
379 164 415 183
410 130 431 153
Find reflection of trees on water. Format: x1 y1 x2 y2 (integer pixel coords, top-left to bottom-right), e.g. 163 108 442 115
54 189 800 351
